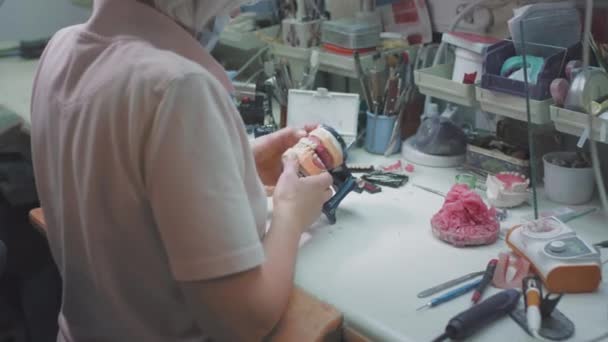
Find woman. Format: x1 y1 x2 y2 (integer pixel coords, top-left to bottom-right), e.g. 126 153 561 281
30 0 332 341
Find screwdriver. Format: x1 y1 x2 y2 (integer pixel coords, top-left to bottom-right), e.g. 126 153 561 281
417 279 482 311
432 289 521 342
471 259 498 304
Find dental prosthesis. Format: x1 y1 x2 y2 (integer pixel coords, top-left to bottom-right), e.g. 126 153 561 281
284 125 356 224
286 125 345 175
486 172 530 208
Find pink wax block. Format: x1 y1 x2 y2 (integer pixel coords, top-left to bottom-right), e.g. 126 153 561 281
431 184 500 247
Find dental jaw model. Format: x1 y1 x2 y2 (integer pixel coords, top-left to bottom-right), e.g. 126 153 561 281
291 126 345 176
486 172 530 208
285 125 356 224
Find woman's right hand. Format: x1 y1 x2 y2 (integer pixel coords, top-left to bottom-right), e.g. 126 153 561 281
272 152 333 232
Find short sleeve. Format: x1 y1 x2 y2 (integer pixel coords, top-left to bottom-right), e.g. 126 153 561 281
144 73 265 281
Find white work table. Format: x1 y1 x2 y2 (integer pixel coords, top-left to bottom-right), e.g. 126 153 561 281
3 56 608 342
294 149 608 342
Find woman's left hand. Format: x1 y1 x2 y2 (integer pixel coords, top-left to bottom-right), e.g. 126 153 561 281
252 125 317 186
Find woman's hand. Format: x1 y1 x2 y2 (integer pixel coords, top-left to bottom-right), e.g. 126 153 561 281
252 125 317 186
273 152 333 232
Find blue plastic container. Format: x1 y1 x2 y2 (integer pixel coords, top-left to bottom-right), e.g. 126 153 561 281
365 112 401 155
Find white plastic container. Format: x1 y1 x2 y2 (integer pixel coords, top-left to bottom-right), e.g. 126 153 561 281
475 86 553 125
452 48 483 84
414 64 478 107
543 152 596 205
321 17 382 49
287 88 359 144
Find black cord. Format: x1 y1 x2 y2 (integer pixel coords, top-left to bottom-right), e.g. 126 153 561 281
431 332 449 342
594 240 608 248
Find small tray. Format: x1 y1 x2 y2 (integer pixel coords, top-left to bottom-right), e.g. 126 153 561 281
465 144 531 180
414 64 478 107
476 87 553 125
550 106 608 144
481 40 581 100
287 88 359 144
321 18 382 50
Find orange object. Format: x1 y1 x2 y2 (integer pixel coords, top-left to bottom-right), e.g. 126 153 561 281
506 221 602 294
29 208 47 235
322 43 377 55
280 105 288 129
526 288 541 307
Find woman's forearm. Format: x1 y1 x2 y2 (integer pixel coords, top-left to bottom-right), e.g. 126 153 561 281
179 212 305 341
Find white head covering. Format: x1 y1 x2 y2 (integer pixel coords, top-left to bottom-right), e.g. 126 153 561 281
152 0 253 35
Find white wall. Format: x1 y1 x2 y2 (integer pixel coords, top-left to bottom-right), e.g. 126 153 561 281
0 0 91 41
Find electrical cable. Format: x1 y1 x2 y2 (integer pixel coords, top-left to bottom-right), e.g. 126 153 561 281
479 0 513 9
306 0 323 20
233 45 270 80
586 331 608 342
431 332 449 342
425 0 499 111
431 0 495 71
582 0 608 217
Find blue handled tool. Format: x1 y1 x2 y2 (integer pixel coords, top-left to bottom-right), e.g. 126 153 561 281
416 279 483 311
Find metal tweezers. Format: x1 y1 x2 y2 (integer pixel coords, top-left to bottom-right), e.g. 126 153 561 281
361 171 409 188
417 271 485 298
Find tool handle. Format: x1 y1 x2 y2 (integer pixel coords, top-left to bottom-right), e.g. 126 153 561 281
476 260 498 293
446 289 521 340
431 279 482 307
323 175 356 225
417 271 484 298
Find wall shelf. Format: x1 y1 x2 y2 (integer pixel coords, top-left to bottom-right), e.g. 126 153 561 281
270 43 419 79
550 106 608 144
476 87 553 125
414 63 478 107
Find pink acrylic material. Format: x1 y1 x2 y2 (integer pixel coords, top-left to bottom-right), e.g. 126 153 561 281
431 184 499 247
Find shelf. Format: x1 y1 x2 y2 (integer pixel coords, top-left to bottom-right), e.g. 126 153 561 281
550 106 608 144
219 26 280 51
414 64 478 107
475 87 553 125
270 43 419 79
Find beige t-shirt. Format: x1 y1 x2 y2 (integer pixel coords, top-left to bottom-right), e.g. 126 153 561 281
30 2 267 340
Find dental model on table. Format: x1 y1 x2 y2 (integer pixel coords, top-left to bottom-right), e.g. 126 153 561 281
486 172 530 208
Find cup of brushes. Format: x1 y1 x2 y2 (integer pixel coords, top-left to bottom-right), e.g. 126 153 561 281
365 112 400 155
360 51 410 156
364 66 403 155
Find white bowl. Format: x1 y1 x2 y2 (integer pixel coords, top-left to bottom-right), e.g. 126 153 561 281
543 152 595 205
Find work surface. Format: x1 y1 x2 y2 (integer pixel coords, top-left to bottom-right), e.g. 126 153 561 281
3 56 608 342
293 150 608 342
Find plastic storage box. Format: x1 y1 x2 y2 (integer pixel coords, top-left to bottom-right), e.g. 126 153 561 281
481 40 582 100
465 144 531 179
415 64 478 107
321 18 382 50
287 88 360 144
476 86 553 125
550 106 608 144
